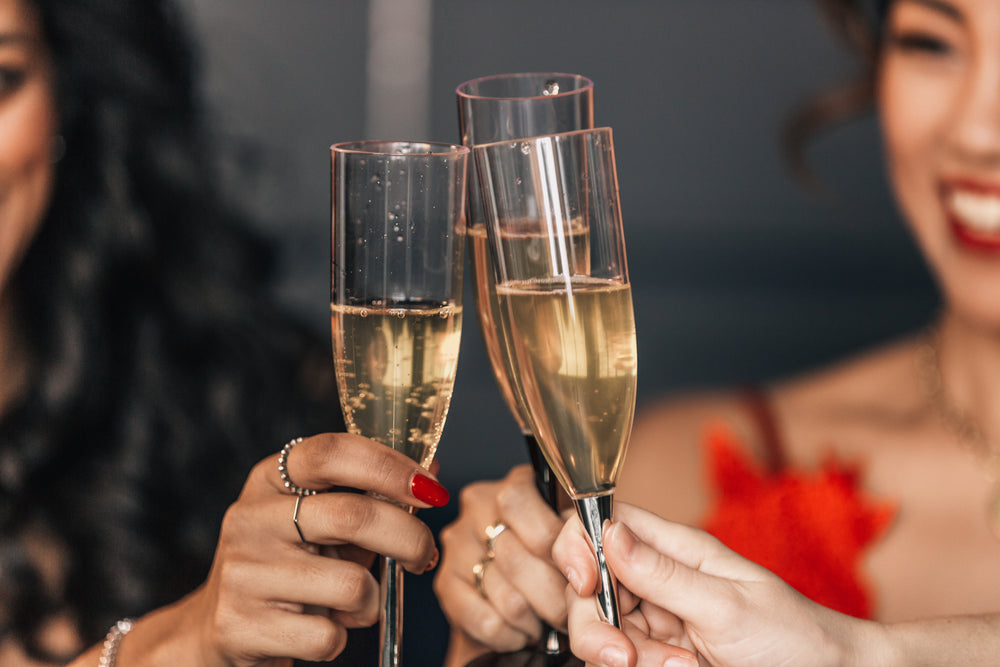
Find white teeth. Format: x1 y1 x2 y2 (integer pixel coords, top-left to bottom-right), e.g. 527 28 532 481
950 190 1000 233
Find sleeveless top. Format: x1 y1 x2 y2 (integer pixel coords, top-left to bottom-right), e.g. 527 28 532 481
699 390 897 619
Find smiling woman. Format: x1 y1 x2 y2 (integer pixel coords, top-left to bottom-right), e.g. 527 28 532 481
0 0 450 666
434 0 1000 663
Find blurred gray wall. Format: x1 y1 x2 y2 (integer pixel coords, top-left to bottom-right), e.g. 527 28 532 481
176 1 937 662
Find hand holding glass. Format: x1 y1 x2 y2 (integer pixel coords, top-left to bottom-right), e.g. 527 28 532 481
476 128 636 627
331 140 468 665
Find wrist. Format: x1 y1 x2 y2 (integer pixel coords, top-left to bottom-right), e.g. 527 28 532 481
115 588 228 667
823 613 895 667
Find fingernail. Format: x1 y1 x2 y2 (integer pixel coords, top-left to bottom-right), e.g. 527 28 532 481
424 548 440 573
599 646 629 667
411 473 449 507
564 566 582 593
609 521 639 561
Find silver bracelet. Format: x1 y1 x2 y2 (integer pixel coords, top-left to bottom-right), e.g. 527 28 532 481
98 618 135 667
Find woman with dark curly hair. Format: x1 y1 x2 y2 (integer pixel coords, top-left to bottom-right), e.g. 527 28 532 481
0 0 449 665
436 0 1000 664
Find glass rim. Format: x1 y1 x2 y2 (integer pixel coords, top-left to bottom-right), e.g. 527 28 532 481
455 72 594 101
331 140 469 157
471 126 612 153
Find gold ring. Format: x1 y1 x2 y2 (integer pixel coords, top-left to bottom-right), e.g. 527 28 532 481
473 554 493 599
485 521 506 558
293 494 308 544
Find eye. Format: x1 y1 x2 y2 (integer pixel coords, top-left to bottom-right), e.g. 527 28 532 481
0 67 26 97
889 31 954 56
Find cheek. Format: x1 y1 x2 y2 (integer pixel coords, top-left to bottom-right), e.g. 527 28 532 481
0 79 57 297
878 61 956 234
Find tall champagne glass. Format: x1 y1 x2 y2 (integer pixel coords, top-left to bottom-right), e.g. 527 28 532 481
476 128 636 629
457 78 593 656
458 74 593 501
331 140 468 666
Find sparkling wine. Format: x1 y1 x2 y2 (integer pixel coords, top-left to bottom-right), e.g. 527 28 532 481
468 220 589 434
496 277 636 498
331 302 462 467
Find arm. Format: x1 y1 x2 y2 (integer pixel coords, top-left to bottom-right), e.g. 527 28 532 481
68 433 445 667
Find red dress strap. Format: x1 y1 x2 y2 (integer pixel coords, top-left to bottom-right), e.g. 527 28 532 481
740 386 786 472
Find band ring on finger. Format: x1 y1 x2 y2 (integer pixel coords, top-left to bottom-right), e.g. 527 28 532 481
292 494 309 544
473 554 493 600
484 520 506 558
278 437 319 496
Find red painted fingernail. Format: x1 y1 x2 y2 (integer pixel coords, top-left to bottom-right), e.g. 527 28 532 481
411 473 449 507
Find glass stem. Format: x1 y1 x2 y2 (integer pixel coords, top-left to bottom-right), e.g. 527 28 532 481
523 433 570 655
379 555 403 666
524 433 561 511
574 494 620 628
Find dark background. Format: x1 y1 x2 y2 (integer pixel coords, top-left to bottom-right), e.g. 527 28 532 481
177 1 938 663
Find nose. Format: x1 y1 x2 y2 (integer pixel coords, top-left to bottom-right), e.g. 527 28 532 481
947 53 1000 166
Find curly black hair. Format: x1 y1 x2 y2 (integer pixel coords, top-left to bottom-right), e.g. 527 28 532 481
0 0 339 659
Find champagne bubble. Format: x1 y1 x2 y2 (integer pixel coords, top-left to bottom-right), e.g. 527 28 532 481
520 142 532 155
360 309 368 317
542 80 560 96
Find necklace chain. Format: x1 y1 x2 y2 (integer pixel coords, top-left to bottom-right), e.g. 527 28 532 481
920 324 1000 480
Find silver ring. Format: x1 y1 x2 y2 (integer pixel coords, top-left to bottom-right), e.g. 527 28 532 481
473 554 493 599
278 437 318 496
485 521 506 558
293 494 308 544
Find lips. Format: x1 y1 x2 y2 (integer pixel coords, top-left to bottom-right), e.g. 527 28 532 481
945 185 1000 251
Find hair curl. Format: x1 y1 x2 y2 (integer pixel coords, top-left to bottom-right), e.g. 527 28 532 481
783 0 888 185
0 0 337 659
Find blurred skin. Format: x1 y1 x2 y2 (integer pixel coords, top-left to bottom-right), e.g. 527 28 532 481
437 0 1000 664
0 0 54 300
0 0 55 417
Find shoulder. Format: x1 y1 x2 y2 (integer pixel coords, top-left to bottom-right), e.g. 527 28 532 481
769 333 927 466
617 332 927 523
618 388 761 525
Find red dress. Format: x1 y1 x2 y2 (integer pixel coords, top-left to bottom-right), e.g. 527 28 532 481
699 393 896 619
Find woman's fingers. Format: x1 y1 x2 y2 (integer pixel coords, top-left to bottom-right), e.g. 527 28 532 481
496 465 565 557
565 582 637 667
214 604 350 664
223 490 438 574
435 484 535 651
489 523 567 629
216 550 381 626
245 432 450 509
562 557 698 667
433 558 534 651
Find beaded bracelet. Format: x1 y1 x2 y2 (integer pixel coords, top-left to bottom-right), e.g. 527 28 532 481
98 618 134 667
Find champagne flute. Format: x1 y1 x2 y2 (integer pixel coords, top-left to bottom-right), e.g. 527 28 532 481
331 140 469 666
476 128 636 629
457 78 593 655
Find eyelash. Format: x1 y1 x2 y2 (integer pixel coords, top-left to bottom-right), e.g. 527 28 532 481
889 32 954 56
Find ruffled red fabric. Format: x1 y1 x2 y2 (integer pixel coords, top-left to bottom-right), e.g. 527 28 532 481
700 423 896 619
